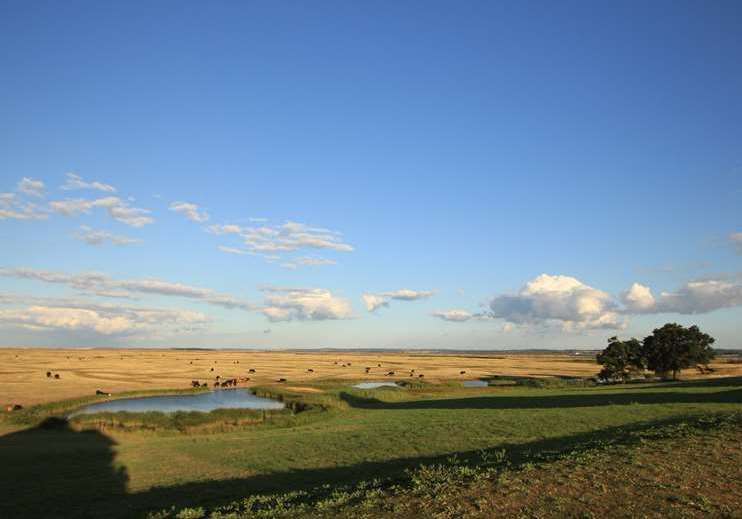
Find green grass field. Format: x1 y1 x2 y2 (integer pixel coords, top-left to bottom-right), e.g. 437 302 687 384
1 377 740 518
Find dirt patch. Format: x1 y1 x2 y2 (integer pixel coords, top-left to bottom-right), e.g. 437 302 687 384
284 386 324 393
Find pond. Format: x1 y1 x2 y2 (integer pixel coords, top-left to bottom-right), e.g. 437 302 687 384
353 382 401 389
72 389 285 415
462 380 489 387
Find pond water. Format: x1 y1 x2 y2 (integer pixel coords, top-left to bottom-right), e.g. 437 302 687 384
462 380 489 387
353 382 401 389
72 389 285 415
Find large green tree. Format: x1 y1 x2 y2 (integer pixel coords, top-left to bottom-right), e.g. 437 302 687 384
641 323 715 380
596 336 644 382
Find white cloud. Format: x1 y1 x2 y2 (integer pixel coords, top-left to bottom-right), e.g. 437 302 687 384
50 196 154 227
362 294 389 312
169 201 209 223
0 267 253 311
61 172 116 193
362 289 436 312
0 193 48 220
489 274 624 331
280 257 337 270
731 232 742 254
431 309 474 322
502 322 515 333
622 276 742 315
0 294 208 336
17 177 45 197
74 226 141 246
260 287 353 321
218 246 248 255
209 221 353 259
621 283 656 312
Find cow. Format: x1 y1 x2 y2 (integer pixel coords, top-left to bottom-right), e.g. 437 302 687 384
96 390 111 396
54 374 60 379
248 368 256 373
307 368 314 373
386 371 395 376
191 380 201 388
460 371 466 375
418 374 424 378
46 371 52 378
210 367 214 372
277 378 287 383
365 367 371 373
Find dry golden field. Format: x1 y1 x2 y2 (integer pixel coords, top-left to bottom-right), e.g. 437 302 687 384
1 348 741 407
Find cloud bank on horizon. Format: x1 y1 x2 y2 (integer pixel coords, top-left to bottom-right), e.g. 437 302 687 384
1 173 741 347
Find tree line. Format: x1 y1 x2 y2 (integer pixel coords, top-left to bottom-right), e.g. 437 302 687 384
597 323 715 382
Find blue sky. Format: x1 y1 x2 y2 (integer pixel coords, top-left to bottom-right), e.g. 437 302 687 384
1 1 740 349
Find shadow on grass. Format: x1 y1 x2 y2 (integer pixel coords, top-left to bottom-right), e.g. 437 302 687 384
338 386 742 410
0 417 128 518
1 378 740 518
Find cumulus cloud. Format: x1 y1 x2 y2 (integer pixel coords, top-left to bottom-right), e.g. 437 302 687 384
362 289 436 312
0 267 254 311
209 221 353 260
17 177 45 197
621 283 656 312
260 287 353 321
74 226 141 246
622 276 742 315
61 173 116 193
169 201 209 223
50 196 154 227
489 274 624 331
362 294 389 312
0 294 208 336
731 232 742 254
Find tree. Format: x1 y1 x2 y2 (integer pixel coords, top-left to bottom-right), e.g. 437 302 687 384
641 323 715 380
596 336 644 382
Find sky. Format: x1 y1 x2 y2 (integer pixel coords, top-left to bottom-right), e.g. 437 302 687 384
1 1 740 350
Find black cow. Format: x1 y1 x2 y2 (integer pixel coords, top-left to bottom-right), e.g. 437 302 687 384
46 371 52 378
54 374 60 379
277 378 287 383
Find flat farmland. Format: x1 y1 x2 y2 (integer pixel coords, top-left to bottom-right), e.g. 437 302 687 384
2 348 741 407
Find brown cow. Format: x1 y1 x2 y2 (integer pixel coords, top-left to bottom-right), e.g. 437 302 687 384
54 374 60 379
46 371 52 378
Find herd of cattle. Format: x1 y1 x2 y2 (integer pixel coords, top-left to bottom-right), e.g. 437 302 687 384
2 360 475 413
